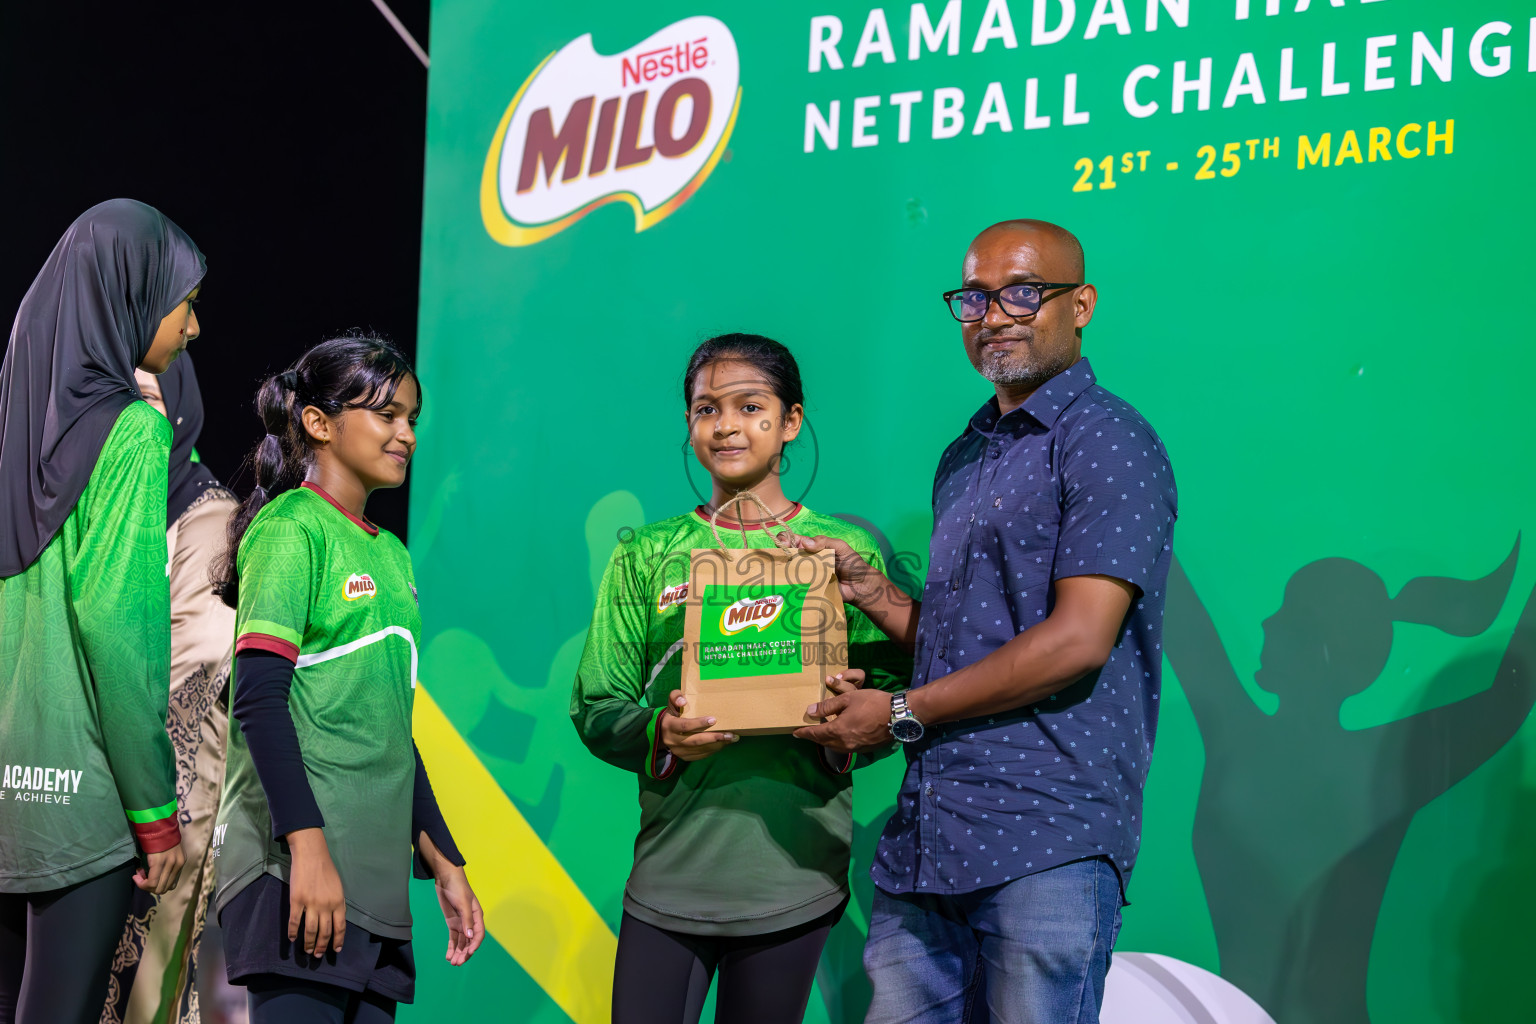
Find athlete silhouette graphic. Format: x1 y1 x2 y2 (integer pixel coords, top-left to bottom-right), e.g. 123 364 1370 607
1166 539 1536 1024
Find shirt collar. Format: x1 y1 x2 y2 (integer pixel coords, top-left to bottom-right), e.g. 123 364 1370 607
968 357 1096 435
301 481 380 536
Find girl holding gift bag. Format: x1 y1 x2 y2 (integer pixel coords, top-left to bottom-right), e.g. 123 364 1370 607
571 333 911 1024
211 335 482 1024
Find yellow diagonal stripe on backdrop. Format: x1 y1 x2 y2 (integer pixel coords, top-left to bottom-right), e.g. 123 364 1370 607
414 684 616 1024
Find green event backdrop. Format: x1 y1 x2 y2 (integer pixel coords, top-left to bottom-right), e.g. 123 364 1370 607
407 2 1536 1021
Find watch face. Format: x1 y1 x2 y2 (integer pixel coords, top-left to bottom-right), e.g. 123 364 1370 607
891 716 924 743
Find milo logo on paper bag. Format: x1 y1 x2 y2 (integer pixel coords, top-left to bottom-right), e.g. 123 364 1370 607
698 585 807 681
719 594 785 634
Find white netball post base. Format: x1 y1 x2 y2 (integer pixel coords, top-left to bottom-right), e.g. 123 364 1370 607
1101 953 1277 1024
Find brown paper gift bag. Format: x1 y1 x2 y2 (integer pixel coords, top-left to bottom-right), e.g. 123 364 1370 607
680 492 849 735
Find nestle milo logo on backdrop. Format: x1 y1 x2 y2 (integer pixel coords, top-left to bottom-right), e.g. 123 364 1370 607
480 15 741 246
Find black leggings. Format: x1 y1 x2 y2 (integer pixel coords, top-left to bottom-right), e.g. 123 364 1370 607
0 860 137 1024
612 904 843 1024
245 976 396 1024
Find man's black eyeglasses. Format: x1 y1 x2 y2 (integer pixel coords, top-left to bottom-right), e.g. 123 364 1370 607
942 282 1082 323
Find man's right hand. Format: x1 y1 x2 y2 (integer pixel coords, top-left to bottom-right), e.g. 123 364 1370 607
133 843 185 895
660 690 738 762
789 534 883 609
285 827 347 956
791 534 920 651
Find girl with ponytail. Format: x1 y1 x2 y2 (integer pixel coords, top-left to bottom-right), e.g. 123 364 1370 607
215 370 302 587
212 335 482 1024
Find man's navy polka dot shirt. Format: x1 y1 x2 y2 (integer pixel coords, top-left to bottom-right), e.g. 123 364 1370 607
873 359 1178 898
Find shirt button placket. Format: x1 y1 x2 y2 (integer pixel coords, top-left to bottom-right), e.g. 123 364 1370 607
918 749 940 888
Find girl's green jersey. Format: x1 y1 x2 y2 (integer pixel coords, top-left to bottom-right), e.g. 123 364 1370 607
214 483 420 939
571 505 910 936
0 403 179 891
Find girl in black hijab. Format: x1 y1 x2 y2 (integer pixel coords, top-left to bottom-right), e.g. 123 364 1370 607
0 199 203 1024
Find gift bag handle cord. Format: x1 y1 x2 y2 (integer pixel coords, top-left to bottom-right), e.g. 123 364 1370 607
708 490 798 560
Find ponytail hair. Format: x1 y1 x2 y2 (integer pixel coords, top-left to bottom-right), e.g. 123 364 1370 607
213 334 417 607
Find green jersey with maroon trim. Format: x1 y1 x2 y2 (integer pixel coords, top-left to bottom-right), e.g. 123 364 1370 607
0 402 180 892
571 504 910 936
214 483 420 939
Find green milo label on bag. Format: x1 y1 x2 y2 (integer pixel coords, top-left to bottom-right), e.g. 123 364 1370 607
697 584 807 680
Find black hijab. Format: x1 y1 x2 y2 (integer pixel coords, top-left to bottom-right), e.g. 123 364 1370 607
157 354 224 524
0 199 205 577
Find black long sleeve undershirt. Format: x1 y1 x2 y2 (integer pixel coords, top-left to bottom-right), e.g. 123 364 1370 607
232 650 324 839
411 744 464 878
232 650 465 876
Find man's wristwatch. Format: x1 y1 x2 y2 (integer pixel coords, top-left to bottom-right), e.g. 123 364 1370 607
889 691 925 744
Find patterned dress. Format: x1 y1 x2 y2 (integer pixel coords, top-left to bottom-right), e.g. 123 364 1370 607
102 486 237 1024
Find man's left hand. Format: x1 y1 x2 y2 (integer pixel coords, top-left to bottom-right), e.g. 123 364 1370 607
794 687 894 753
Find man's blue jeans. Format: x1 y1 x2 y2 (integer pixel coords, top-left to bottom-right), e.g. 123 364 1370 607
863 857 1122 1024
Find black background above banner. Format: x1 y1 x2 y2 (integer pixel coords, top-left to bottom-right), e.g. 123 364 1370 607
0 0 431 539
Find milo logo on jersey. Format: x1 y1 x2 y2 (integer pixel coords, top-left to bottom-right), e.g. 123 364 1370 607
480 15 741 247
343 573 377 601
2 764 83 806
697 585 806 681
657 582 689 613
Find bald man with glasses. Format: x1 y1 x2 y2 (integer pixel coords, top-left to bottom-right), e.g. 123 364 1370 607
795 220 1178 1024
